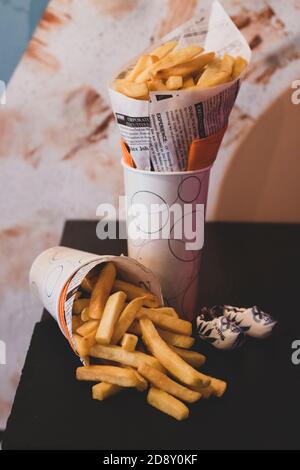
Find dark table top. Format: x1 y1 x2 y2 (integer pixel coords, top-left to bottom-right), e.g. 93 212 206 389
3 221 300 450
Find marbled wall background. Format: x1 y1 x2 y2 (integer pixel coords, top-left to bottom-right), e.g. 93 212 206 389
0 0 300 429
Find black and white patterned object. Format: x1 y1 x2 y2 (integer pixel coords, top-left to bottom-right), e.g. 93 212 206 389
196 310 245 350
218 305 277 339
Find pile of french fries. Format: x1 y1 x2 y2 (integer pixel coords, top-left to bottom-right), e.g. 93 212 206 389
72 262 227 421
113 41 247 100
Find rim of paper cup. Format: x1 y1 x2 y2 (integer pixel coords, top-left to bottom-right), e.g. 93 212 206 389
121 159 213 176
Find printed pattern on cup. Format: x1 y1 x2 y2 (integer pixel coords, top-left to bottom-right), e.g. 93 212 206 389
124 165 211 320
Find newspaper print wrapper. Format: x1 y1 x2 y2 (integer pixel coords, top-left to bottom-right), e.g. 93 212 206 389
29 246 163 362
109 0 251 171
123 162 211 320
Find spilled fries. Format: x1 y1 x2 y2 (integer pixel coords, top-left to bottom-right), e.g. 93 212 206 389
72 261 227 420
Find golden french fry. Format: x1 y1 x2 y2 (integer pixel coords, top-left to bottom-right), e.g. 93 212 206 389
128 322 195 349
135 42 178 83
113 280 160 307
166 76 183 90
94 332 141 401
150 41 178 60
138 363 201 404
81 276 95 294
147 387 189 421
76 319 99 337
147 79 168 92
96 291 127 345
133 371 148 392
89 343 165 372
182 76 195 88
92 382 121 401
73 298 90 315
76 365 140 387
112 297 146 344
208 377 227 397
232 55 248 79
169 346 206 368
136 309 192 335
158 52 215 79
139 306 178 318
73 333 87 356
126 54 156 82
128 320 142 336
81 307 90 322
89 262 117 320
157 329 195 349
151 45 203 76
140 318 210 388
72 315 83 332
74 291 82 300
197 57 231 89
114 79 149 100
121 333 138 352
221 53 235 75
73 329 97 356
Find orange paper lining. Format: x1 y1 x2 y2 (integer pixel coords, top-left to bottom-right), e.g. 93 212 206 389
187 125 227 171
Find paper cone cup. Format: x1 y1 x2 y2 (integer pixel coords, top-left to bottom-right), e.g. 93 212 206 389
123 161 211 320
30 246 162 360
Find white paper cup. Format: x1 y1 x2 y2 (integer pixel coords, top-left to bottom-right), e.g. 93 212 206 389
30 246 162 359
123 162 212 320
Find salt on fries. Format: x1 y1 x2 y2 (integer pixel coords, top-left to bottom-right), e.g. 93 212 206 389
73 262 227 420
113 41 247 99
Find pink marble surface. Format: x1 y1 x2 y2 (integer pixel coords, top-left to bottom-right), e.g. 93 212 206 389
0 0 300 429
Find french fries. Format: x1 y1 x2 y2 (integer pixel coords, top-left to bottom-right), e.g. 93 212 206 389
76 319 99 337
121 333 138 352
138 363 201 404
126 54 157 82
140 318 210 389
136 308 192 335
140 307 178 318
73 331 96 357
150 41 178 60
151 46 203 75
113 42 247 98
157 52 215 79
93 333 140 401
73 261 227 420
157 329 195 349
92 382 121 401
73 298 90 315
166 76 183 90
76 365 141 387
114 79 149 100
147 387 189 421
96 291 127 345
89 262 117 320
81 307 90 322
89 343 165 372
128 321 195 349
72 315 83 332
169 346 206 368
112 297 146 344
232 55 248 79
112 279 160 307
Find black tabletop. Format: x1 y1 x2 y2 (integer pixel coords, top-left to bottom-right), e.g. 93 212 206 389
3 221 300 450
